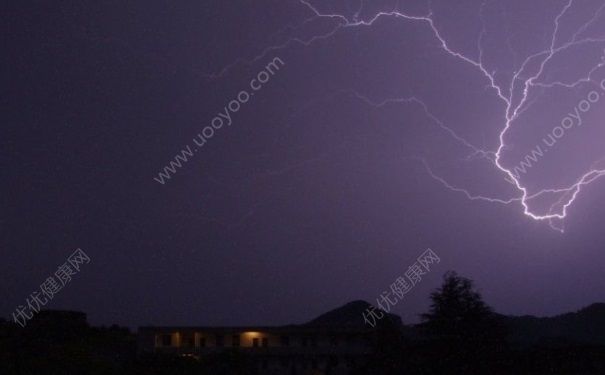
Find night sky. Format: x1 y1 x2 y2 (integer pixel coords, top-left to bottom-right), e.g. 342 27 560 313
3 0 605 328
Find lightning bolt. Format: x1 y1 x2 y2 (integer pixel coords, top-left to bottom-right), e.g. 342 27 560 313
209 0 605 232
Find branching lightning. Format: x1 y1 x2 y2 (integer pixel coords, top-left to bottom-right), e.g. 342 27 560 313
211 0 605 232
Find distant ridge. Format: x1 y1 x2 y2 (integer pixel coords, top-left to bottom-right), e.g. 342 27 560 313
302 300 605 345
305 300 402 328
502 303 605 346
13 301 605 346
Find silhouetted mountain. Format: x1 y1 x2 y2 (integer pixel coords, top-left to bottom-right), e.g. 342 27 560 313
500 303 605 346
4 301 605 374
304 300 403 328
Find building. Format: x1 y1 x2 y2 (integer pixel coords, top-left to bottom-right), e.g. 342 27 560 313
137 301 398 374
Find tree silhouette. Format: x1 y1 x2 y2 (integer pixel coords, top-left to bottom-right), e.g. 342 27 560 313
419 271 507 374
421 271 495 339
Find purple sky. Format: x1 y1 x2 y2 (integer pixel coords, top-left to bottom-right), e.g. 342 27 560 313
3 0 605 328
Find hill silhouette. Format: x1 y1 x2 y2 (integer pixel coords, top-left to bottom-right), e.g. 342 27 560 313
304 300 402 328
308 300 605 347
3 299 605 373
501 303 605 346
